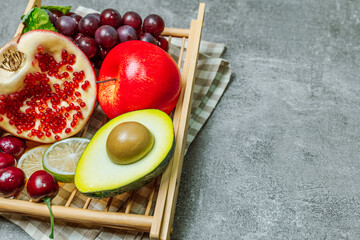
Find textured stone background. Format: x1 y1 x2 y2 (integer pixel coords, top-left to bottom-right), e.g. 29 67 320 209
2 0 360 239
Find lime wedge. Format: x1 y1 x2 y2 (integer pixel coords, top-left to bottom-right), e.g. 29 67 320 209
17 145 50 178
43 138 90 183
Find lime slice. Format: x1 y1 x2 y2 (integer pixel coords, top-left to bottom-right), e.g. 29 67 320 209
43 138 90 183
17 145 50 178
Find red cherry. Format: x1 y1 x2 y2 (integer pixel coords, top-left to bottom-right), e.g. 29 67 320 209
27 170 59 202
26 170 59 239
0 167 25 198
0 152 16 169
0 135 26 159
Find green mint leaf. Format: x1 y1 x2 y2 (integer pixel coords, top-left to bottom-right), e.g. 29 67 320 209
22 7 57 33
40 5 72 14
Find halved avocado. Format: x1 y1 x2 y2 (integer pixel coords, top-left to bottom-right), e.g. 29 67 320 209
74 109 175 198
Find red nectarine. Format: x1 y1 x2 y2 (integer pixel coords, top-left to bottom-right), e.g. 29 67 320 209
98 41 181 119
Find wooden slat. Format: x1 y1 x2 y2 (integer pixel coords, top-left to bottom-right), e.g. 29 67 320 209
14 0 41 37
83 198 92 209
0 198 153 232
65 188 77 207
177 37 187 68
162 28 190 37
159 3 205 240
149 19 198 240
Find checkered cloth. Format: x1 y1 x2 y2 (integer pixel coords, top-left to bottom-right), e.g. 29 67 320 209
1 6 231 240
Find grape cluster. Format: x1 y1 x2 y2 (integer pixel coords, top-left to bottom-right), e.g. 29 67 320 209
47 9 169 68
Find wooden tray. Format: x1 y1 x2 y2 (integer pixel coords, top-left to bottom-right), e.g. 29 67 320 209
0 0 205 239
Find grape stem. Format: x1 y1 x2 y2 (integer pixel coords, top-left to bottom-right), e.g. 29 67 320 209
44 197 55 239
96 78 117 84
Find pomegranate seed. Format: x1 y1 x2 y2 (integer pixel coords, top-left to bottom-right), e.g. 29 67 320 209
37 132 44 138
80 102 86 108
70 122 76 128
17 130 22 134
37 45 44 51
65 112 70 118
46 132 51 137
62 50 68 59
65 128 71 134
79 70 85 77
81 84 87 90
66 65 73 71
0 116 3 121
84 80 90 86
74 106 80 111
55 135 60 141
76 112 83 118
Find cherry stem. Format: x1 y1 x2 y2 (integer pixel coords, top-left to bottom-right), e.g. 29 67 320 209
96 78 117 84
44 197 55 239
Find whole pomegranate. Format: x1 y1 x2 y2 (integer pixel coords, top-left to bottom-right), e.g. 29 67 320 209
98 41 181 119
0 30 97 143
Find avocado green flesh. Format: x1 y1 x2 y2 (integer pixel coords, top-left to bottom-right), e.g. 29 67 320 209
74 109 175 198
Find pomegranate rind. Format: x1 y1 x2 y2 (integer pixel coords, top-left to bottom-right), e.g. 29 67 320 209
0 30 97 143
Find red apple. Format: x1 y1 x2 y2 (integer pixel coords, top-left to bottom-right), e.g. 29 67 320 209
98 40 181 119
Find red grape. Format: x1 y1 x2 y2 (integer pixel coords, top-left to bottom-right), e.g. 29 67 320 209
121 11 142 31
44 10 56 25
100 8 122 28
50 9 63 21
95 25 119 49
74 33 85 41
55 16 77 36
98 46 110 60
69 13 82 31
76 36 98 59
88 13 101 21
157 36 169 52
117 25 138 43
139 32 157 45
78 14 101 37
142 14 165 37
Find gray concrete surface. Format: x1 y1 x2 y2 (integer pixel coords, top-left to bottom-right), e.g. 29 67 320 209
1 0 360 239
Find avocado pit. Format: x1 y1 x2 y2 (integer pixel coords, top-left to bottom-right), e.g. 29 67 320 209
106 121 155 165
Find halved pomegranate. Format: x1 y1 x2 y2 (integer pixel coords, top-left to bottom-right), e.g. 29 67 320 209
0 30 97 143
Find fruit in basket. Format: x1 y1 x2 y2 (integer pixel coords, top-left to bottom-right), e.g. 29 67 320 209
142 14 165 37
0 166 26 198
95 25 119 49
98 41 181 119
117 25 138 43
0 30 97 143
157 36 169 52
0 152 16 169
76 35 98 58
0 136 26 159
74 109 175 198
122 11 142 31
139 32 157 45
42 137 89 182
100 8 122 28
27 170 59 239
78 14 101 37
17 145 49 178
55 16 77 36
